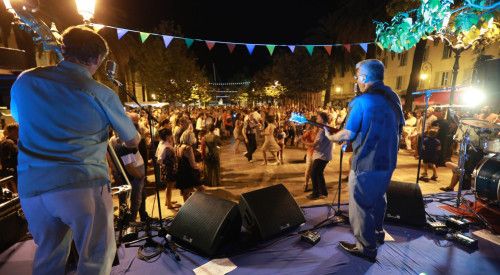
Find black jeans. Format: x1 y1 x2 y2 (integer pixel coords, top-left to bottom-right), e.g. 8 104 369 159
311 159 328 197
245 133 257 161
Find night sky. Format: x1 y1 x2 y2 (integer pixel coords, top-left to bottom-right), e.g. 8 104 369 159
37 0 387 81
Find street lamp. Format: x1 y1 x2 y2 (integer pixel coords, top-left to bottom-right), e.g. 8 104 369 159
75 0 96 23
419 73 428 80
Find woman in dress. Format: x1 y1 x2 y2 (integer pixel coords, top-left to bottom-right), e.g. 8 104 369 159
261 115 281 165
176 130 204 202
204 125 223 186
233 113 244 154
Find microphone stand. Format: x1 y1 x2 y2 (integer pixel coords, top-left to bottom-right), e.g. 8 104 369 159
414 90 432 186
107 75 180 262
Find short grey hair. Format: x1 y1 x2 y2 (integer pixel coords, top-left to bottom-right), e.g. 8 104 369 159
356 59 385 82
180 130 197 145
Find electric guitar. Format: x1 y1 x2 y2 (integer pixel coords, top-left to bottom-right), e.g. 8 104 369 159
289 112 340 134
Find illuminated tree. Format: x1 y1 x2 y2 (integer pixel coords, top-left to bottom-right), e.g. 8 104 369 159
376 0 500 105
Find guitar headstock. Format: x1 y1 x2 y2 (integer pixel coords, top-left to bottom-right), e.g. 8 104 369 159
8 6 63 60
289 112 308 125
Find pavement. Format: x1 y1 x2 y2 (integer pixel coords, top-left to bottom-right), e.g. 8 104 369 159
139 137 455 219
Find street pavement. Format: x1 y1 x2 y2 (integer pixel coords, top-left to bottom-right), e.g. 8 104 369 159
141 137 454 219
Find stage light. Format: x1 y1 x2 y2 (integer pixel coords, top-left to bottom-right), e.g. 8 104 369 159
75 0 95 22
2 0 12 10
461 86 485 107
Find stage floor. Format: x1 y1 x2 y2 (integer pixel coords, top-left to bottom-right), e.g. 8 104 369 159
1 193 499 275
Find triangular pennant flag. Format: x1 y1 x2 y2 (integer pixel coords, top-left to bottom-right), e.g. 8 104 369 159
266 45 276 55
139 32 150 43
162 35 173 48
288 45 295 53
185 38 194 48
206 41 216 50
92 24 105 32
323 45 332 55
343 44 351 52
360 43 368 53
116 28 128 40
227 43 236 53
246 44 255 55
305 45 314 56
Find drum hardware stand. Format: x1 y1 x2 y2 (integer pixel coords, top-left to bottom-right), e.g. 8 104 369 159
106 64 180 262
455 129 473 208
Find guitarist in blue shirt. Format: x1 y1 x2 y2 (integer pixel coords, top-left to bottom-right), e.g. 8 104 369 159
326 59 404 262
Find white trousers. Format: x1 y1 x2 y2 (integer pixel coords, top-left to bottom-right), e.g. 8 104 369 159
21 185 116 275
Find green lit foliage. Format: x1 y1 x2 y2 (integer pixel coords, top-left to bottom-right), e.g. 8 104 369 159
376 0 500 52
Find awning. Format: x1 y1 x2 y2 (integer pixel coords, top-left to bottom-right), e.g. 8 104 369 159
413 87 465 106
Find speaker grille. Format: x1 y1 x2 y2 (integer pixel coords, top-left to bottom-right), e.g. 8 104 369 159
168 192 241 256
239 184 305 240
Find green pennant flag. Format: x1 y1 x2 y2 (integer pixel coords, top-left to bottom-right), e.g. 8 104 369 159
139 32 150 43
185 38 194 48
266 45 276 55
305 45 314 56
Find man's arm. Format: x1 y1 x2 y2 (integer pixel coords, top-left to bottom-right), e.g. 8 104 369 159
124 133 141 148
325 129 355 143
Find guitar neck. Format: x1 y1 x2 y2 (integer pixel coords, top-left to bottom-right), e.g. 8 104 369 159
306 120 339 133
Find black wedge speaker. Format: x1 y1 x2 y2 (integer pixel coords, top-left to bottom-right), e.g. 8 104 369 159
385 181 426 227
239 184 305 240
168 192 241 256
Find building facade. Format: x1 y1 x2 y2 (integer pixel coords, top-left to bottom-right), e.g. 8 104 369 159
330 40 500 101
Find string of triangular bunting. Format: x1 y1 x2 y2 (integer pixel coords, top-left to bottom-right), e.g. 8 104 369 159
91 23 373 56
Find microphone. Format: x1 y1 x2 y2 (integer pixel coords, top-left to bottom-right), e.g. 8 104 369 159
105 60 117 80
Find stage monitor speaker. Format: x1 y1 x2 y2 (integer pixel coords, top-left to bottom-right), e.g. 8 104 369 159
385 181 426 227
239 184 305 240
0 197 28 253
167 192 241 257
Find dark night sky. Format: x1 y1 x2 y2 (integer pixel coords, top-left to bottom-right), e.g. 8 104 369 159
38 0 386 81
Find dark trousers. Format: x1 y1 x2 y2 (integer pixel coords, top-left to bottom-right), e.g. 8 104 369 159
245 133 257 161
311 159 328 196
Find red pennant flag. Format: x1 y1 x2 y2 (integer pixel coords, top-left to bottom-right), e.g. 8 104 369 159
227 43 236 53
206 41 216 50
324 46 332 55
344 44 351 52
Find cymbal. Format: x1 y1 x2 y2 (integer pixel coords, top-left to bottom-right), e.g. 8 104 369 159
460 118 500 130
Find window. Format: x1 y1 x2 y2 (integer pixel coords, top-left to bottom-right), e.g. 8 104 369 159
440 71 450 86
396 76 403 90
399 52 408 66
423 46 429 62
442 45 452 59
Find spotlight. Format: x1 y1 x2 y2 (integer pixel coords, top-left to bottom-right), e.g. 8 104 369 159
461 86 485 107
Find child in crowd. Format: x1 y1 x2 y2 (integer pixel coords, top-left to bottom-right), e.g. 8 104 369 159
420 128 440 182
276 126 286 164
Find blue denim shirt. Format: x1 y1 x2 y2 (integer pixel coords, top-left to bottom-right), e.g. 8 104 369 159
345 82 404 172
11 61 138 198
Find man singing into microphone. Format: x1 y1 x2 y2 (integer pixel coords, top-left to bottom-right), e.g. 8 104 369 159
326 59 404 262
11 26 140 274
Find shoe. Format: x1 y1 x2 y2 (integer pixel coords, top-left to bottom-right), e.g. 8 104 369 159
430 176 438 181
261 162 267 166
306 194 320 200
248 159 255 163
319 195 327 199
419 176 429 182
269 162 279 166
304 185 310 192
440 186 453 192
339 241 376 263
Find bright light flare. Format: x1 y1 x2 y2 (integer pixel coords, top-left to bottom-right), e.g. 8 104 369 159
461 87 485 107
335 86 342 93
75 0 95 21
419 73 428 80
3 0 13 11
